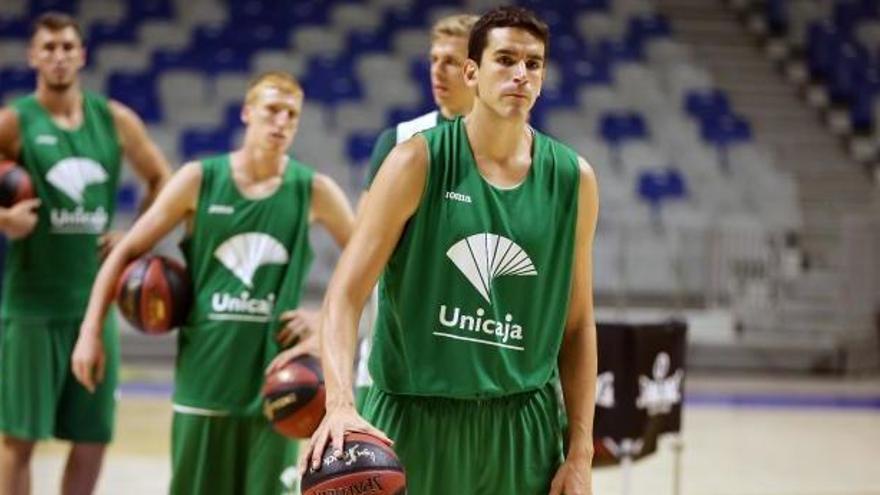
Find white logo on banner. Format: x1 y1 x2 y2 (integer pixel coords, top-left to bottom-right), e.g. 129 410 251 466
635 352 684 416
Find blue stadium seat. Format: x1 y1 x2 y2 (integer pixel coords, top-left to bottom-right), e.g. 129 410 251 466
106 71 162 123
346 132 379 165
551 33 588 64
0 16 30 40
181 129 231 160
88 19 139 48
628 13 672 43
807 21 840 80
151 49 200 72
828 40 868 104
127 0 174 21
347 30 392 56
597 38 641 63
302 55 362 105
0 68 36 98
29 0 78 17
700 114 752 151
562 59 612 87
383 8 427 31
115 181 139 214
285 1 328 25
684 89 731 120
203 47 253 74
850 67 880 131
637 168 688 212
599 112 649 145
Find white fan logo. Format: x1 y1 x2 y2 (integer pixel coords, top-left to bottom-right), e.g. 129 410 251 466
446 233 537 303
214 233 289 287
46 157 108 204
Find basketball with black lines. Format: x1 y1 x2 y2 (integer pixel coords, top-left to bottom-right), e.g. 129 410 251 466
301 432 406 495
0 160 35 207
116 255 192 334
262 354 326 438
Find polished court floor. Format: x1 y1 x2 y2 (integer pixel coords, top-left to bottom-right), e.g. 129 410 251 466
31 371 880 495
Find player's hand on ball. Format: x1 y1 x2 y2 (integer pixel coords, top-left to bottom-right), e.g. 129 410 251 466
276 308 319 347
266 334 319 375
1 198 40 239
301 405 393 475
548 454 592 495
98 230 125 260
71 331 106 394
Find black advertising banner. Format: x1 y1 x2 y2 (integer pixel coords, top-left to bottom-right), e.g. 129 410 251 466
591 320 687 466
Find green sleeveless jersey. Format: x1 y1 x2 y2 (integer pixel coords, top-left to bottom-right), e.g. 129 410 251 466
369 117 581 398
175 155 314 416
2 92 122 319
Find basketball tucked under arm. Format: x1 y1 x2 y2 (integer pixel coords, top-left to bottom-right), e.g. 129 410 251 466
72 162 202 392
78 162 201 340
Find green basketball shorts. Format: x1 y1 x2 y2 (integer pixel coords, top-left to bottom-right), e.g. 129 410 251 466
0 313 119 443
170 412 300 495
359 383 564 494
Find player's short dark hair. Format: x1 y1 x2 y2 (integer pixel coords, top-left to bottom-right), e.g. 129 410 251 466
31 12 83 42
467 6 549 65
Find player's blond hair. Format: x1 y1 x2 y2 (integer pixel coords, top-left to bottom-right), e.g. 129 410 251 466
244 71 303 105
431 14 479 42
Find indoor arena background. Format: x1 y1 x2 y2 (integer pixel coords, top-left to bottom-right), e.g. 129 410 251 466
2 0 880 493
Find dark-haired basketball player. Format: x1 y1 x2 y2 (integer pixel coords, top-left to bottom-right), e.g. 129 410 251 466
0 12 171 495
72 72 354 494
304 6 598 495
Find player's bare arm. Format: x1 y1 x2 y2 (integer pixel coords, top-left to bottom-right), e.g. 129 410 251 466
301 136 428 472
549 157 599 495
109 100 171 209
72 162 201 392
273 173 356 351
0 106 40 238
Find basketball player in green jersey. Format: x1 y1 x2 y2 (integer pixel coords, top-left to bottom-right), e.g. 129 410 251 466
304 7 597 494
71 72 354 495
350 13 478 410
0 13 171 495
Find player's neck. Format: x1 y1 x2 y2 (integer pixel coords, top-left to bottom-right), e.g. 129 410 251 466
464 102 529 162
438 97 474 120
236 146 286 182
35 80 82 120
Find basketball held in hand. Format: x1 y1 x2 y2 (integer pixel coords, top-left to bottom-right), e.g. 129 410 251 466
0 160 35 208
301 432 407 495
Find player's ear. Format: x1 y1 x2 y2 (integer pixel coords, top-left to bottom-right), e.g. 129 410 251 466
240 103 251 125
463 59 478 89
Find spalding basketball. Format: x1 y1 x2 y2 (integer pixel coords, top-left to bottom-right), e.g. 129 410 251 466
262 354 325 438
0 160 34 208
301 432 406 495
116 255 192 334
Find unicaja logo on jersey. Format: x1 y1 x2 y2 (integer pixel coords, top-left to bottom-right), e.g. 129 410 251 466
45 157 109 233
435 233 537 351
209 232 289 323
446 233 537 303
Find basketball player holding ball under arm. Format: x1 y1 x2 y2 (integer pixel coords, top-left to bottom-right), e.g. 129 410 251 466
303 6 598 495
71 72 355 494
0 13 172 495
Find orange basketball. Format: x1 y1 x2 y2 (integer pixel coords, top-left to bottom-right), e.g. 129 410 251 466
301 432 406 495
0 160 35 208
116 255 192 334
262 354 325 438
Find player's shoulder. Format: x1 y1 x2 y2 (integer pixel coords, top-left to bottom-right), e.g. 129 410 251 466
396 110 440 143
534 128 582 176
